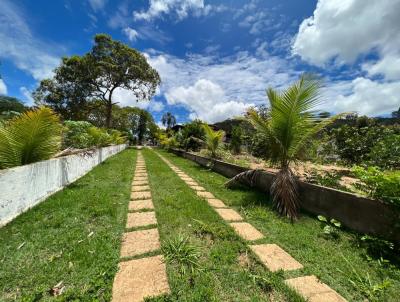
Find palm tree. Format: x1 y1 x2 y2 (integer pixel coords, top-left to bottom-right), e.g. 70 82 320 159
203 124 224 158
161 112 177 130
227 75 342 220
0 107 62 169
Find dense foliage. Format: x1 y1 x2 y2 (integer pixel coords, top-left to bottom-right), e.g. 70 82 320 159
0 96 27 121
0 107 62 169
229 126 242 154
179 119 205 151
63 120 126 149
203 124 224 158
352 166 400 207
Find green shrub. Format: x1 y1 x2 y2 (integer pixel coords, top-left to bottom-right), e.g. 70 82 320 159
368 134 400 170
229 126 242 154
0 107 62 169
352 166 400 207
64 120 126 149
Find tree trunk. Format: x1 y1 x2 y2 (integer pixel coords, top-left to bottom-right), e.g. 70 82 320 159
105 100 112 128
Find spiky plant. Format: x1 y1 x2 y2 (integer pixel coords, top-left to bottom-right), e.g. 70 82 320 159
0 107 62 169
203 124 224 158
229 75 342 220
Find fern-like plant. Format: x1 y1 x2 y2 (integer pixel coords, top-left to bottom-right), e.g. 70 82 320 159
0 107 62 169
203 124 224 158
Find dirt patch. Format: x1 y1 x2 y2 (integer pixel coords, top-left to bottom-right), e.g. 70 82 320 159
285 275 346 302
215 208 243 221
207 198 227 208
230 222 264 241
129 199 154 211
237 251 251 268
250 244 303 272
126 212 157 228
120 228 160 258
131 191 152 200
112 255 170 302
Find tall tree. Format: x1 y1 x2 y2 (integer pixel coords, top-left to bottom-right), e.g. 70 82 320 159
34 34 161 127
226 75 342 220
161 112 176 130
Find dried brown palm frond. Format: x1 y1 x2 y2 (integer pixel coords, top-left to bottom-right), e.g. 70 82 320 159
224 169 264 188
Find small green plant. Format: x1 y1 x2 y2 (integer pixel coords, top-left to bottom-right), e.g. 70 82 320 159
340 256 391 301
162 235 201 275
306 169 350 192
229 126 242 154
317 215 341 238
203 124 224 158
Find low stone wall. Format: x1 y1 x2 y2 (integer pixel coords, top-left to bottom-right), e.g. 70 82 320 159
171 149 400 242
0 144 127 226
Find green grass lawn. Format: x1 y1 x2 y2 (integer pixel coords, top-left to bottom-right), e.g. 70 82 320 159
154 149 400 302
143 149 304 301
0 149 136 301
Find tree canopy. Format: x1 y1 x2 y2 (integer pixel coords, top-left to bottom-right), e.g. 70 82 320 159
34 34 160 127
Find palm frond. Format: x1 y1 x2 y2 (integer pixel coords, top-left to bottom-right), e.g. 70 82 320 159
0 107 62 169
203 124 224 158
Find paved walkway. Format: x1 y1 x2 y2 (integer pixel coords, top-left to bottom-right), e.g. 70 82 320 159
155 151 346 302
111 152 170 302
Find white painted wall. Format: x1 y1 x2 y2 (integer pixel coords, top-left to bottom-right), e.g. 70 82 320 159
0 144 127 226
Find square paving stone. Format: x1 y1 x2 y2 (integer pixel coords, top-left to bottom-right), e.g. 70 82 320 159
135 173 148 177
133 176 148 181
126 212 157 228
129 199 154 211
230 222 264 241
215 208 243 221
285 275 346 302
131 191 152 200
196 191 215 199
132 185 151 192
185 181 198 186
250 244 303 272
190 185 205 191
112 255 170 302
132 180 148 186
120 228 160 258
207 198 227 208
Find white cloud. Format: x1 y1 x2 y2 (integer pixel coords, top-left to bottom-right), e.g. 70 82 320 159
150 101 165 112
133 0 226 21
0 79 7 95
0 1 61 81
19 86 34 105
145 50 298 122
166 79 252 123
293 0 400 80
123 27 139 42
325 77 400 117
88 0 107 11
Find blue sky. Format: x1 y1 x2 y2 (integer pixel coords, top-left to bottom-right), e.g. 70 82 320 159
0 0 399 125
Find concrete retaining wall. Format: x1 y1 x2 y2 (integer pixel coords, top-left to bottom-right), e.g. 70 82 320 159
171 149 400 242
0 144 127 226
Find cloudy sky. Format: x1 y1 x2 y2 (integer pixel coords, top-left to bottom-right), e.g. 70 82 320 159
0 0 399 123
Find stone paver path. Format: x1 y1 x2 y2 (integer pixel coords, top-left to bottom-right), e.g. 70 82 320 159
112 152 170 302
250 244 303 272
112 255 169 302
154 151 347 302
285 275 347 302
230 222 264 241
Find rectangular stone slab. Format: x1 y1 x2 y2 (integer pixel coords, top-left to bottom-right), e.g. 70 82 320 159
132 180 148 186
250 244 303 272
230 222 264 241
129 199 154 211
207 198 227 208
190 185 205 191
112 255 170 302
120 228 160 258
215 208 243 221
131 191 152 200
132 185 151 192
196 191 215 199
126 212 157 228
285 275 347 302
185 181 198 186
